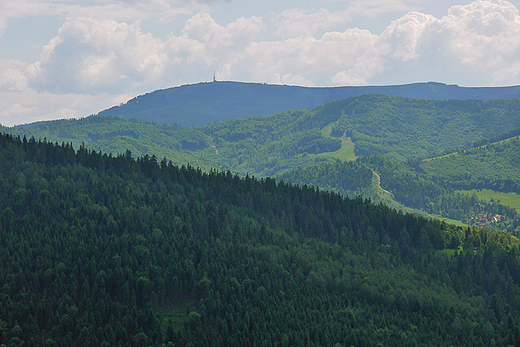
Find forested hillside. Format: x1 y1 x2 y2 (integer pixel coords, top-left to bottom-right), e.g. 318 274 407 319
279 155 519 233
8 95 520 176
4 95 520 230
7 110 344 177
423 136 520 193
276 160 376 199
327 95 520 160
95 81 520 127
174 94 520 166
2 133 520 346
9 117 215 171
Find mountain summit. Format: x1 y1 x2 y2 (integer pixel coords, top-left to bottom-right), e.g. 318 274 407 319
96 81 520 127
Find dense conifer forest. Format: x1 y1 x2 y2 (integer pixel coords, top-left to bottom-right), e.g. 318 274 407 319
2 133 520 346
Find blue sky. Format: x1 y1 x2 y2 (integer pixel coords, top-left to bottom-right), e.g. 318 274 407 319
1 0 520 126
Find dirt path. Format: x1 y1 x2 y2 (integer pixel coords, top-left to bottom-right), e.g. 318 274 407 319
373 171 392 195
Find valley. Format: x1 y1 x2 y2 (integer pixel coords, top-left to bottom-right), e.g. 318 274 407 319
5 94 520 234
1 84 520 346
5 0 520 343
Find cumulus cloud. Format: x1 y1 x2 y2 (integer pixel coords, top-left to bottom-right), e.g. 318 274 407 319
0 0 195 39
0 104 37 120
0 69 29 92
180 13 263 49
55 108 77 119
0 59 29 92
440 0 520 83
0 88 128 126
0 1 54 35
24 0 520 95
379 11 438 61
28 17 169 93
271 0 419 39
171 13 264 72
228 28 387 85
26 14 265 93
271 8 351 38
380 0 520 84
25 10 388 92
254 0 520 85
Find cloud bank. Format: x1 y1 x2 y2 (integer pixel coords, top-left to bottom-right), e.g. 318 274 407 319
28 0 520 91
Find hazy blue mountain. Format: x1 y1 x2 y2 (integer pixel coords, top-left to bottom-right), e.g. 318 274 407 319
96 80 520 127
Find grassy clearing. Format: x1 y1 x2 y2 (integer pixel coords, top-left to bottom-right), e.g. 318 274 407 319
419 212 468 227
321 122 334 138
457 189 520 213
320 122 356 161
321 137 356 161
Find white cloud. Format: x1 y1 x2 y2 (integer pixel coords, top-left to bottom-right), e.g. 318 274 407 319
12 0 520 97
160 14 266 83
439 0 520 83
223 28 387 86
0 69 29 92
0 1 57 35
0 0 196 39
25 13 267 94
180 13 263 48
379 11 438 61
55 108 77 119
0 59 29 92
28 17 169 93
379 0 520 85
271 8 351 38
0 103 37 121
270 0 419 39
21 1 520 103
0 88 128 126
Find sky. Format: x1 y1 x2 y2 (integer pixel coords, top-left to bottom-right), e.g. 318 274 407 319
1 0 520 126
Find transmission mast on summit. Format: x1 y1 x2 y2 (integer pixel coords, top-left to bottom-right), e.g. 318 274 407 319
213 71 216 82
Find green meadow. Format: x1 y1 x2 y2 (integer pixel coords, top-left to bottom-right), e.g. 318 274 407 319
457 189 520 213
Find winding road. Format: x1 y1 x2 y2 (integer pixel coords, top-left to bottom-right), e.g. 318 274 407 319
373 171 392 196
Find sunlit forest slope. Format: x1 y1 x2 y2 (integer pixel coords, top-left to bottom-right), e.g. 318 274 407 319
7 95 520 176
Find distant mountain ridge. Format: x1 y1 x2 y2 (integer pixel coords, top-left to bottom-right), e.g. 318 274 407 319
96 81 520 127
